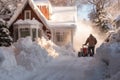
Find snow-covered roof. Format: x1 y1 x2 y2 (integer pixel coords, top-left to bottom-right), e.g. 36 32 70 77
14 18 43 28
49 6 77 23
48 6 77 28
113 15 120 22
49 22 76 29
7 0 49 28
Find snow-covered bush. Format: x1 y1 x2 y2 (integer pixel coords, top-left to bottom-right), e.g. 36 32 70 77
0 19 13 47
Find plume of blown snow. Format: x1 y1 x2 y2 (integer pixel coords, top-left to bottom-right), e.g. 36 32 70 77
36 37 59 58
74 19 106 52
36 37 76 57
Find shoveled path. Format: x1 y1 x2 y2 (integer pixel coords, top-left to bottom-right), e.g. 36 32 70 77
28 56 93 80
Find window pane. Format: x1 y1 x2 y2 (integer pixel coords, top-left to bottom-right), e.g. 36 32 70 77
26 12 29 19
32 28 36 41
56 32 60 42
38 29 41 38
24 10 31 19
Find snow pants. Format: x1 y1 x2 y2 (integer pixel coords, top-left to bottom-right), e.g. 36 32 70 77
88 46 95 56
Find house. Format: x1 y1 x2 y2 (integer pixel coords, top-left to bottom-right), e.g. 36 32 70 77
7 0 77 46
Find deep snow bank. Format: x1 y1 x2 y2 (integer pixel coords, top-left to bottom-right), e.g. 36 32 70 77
0 36 76 71
13 37 75 70
95 28 120 80
95 42 120 80
0 46 30 80
14 37 52 70
0 36 76 80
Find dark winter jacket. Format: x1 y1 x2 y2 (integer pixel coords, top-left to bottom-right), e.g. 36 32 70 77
85 35 97 47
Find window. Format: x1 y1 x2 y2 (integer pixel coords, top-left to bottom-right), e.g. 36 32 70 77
24 10 31 19
56 32 65 42
20 28 30 38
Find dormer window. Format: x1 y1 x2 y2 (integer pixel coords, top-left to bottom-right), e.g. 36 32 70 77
24 10 31 19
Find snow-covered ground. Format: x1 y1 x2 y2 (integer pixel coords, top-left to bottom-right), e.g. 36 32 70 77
27 57 93 80
0 28 120 80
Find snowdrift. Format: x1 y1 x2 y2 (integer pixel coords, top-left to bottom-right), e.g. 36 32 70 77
0 47 16 69
0 36 76 80
0 28 119 80
0 36 75 71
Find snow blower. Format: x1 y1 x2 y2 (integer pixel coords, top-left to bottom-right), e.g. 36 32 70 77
78 45 88 57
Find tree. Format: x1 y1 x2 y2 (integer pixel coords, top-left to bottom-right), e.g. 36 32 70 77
0 19 13 47
0 0 19 15
49 0 76 6
106 0 120 18
87 0 113 32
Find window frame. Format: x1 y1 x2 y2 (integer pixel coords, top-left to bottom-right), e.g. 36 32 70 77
56 31 65 43
24 10 31 19
20 28 30 38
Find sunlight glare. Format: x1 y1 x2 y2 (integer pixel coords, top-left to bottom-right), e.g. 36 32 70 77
73 20 106 52
36 37 59 58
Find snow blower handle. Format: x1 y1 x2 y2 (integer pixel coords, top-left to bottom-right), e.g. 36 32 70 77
82 44 88 48
82 44 86 47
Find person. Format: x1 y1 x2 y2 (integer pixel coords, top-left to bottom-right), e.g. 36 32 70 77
84 34 97 56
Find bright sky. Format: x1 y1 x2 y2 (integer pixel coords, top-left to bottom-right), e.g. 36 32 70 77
77 4 92 20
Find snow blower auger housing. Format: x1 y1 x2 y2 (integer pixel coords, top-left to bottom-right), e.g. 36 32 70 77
78 45 88 57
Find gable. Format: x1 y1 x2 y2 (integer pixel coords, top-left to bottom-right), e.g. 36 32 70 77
14 3 47 31
8 0 52 39
7 0 51 31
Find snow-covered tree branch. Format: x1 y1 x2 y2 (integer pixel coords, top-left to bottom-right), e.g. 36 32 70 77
87 0 113 32
0 0 18 15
